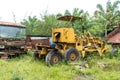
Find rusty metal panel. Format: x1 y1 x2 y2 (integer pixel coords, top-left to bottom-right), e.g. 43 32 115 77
107 33 120 43
57 16 81 22
0 21 25 28
107 25 120 44
25 36 50 48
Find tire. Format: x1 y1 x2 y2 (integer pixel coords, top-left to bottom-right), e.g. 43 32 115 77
45 50 63 66
65 48 80 62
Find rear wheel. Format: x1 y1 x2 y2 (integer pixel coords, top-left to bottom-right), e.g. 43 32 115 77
45 50 62 66
65 48 80 63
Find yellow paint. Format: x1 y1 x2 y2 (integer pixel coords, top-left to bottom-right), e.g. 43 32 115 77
52 28 75 43
39 48 47 55
27 27 108 59
51 27 107 57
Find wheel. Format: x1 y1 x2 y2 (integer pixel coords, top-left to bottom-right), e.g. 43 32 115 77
45 50 63 66
65 48 80 62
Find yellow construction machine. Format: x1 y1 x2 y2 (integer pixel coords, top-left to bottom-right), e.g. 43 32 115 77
33 16 107 66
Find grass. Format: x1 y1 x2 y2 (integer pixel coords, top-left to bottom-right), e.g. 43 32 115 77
0 52 120 80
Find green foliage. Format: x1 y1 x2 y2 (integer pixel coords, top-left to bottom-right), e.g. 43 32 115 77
21 16 41 35
0 54 120 80
95 0 120 37
21 0 120 38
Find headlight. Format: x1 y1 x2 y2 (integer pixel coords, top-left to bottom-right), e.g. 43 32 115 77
0 45 5 49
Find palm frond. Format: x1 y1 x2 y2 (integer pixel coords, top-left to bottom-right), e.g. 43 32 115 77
97 4 105 13
113 0 120 9
106 0 112 11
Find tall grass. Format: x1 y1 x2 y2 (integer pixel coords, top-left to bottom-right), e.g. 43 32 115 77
0 53 120 80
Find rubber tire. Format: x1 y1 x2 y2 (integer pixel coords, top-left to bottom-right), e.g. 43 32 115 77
65 48 80 62
45 50 63 66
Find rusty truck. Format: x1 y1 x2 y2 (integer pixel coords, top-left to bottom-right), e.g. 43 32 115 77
0 21 26 58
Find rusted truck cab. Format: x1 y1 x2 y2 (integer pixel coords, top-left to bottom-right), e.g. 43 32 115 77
0 21 26 58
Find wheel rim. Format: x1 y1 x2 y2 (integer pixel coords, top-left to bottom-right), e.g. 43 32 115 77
53 54 59 63
70 52 77 61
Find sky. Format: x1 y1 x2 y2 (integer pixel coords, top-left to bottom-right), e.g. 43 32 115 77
0 0 111 23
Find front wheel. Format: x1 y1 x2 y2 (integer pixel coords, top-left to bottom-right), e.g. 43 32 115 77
65 48 80 63
45 50 63 66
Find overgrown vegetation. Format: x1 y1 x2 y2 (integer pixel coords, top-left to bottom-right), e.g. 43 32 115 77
21 0 120 38
0 51 120 80
1 0 120 80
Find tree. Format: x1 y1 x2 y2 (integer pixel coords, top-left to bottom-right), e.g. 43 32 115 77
40 14 58 35
95 0 120 37
21 16 40 35
63 8 93 34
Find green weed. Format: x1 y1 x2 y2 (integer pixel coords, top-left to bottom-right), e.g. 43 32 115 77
0 54 120 80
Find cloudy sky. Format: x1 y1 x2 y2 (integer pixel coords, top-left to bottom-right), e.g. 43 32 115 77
0 0 111 22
